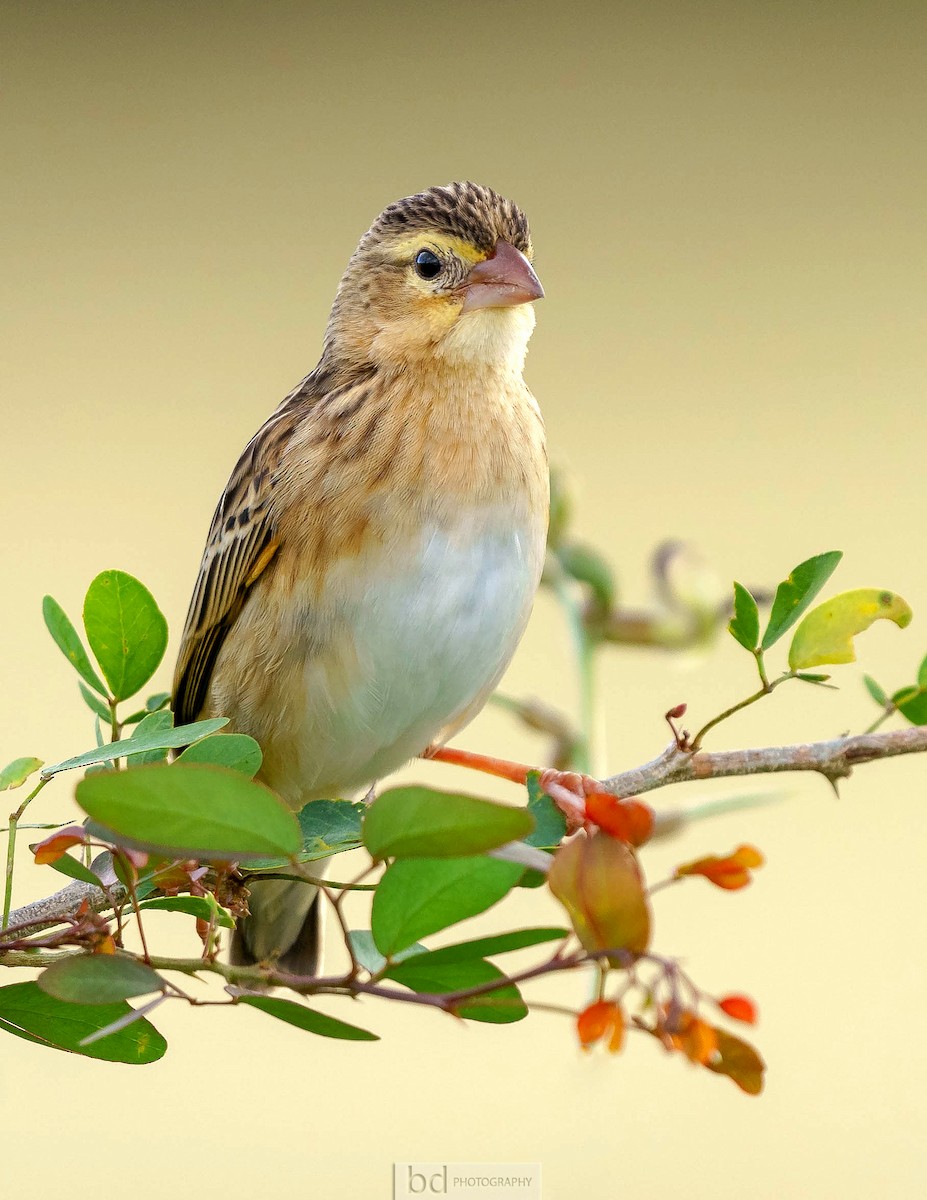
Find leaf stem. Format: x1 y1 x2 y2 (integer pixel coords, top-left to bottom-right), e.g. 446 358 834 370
2 778 50 930
690 671 796 751
553 572 595 774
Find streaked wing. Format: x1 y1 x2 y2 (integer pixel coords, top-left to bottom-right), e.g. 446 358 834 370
172 403 299 724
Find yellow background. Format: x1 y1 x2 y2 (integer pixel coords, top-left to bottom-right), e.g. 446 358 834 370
3 2 926 1196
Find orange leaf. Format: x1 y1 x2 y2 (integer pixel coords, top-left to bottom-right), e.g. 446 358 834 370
607 1006 626 1054
717 994 758 1025
32 826 87 865
95 935 117 955
665 1010 718 1065
585 794 655 847
675 844 764 890
577 1000 614 1048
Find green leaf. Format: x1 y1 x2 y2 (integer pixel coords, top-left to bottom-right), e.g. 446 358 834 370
75 762 301 860
728 582 760 651
524 773 567 850
78 682 113 722
38 955 164 1004
239 995 378 1041
894 686 927 726
45 853 106 888
407 927 568 965
863 674 889 707
363 786 533 860
371 857 523 956
556 541 615 611
82 571 168 701
246 799 365 869
918 654 927 692
761 551 843 650
0 981 166 1063
795 672 833 684
788 589 913 670
384 956 527 1023
41 717 228 778
125 710 174 766
0 757 43 791
177 733 262 778
146 692 172 713
347 930 425 974
137 895 235 928
42 595 109 697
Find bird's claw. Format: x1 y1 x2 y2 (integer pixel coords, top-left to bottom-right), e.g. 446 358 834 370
538 769 603 835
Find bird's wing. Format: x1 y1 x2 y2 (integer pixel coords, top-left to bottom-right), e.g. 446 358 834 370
172 403 300 725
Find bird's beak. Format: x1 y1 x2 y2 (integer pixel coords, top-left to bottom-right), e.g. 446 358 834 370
460 241 545 312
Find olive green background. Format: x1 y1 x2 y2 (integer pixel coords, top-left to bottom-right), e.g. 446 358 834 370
3 2 926 1196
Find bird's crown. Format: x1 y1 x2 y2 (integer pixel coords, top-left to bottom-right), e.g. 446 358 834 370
366 182 532 259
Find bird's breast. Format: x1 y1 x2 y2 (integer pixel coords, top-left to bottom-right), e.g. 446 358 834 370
249 504 546 805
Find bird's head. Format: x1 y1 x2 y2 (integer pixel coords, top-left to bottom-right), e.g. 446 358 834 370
324 182 543 374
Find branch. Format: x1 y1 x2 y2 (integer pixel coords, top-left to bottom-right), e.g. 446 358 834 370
4 725 926 945
1 878 124 938
602 724 927 797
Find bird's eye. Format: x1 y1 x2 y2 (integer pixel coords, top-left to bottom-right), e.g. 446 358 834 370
414 249 443 280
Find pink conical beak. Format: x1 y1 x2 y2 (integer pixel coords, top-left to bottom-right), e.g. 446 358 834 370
461 241 545 312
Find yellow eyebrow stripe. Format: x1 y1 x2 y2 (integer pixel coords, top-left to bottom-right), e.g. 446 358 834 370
389 234 485 264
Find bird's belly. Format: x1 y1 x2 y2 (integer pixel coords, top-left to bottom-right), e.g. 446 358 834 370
258 513 544 805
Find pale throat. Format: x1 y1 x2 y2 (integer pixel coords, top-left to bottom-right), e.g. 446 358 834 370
435 303 537 373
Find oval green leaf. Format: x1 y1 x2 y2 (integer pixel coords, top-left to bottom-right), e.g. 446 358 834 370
38 955 164 1004
125 709 174 766
761 551 843 650
409 927 569 965
43 594 109 697
246 799 365 869
893 686 927 725
239 995 378 1041
177 733 262 778
364 786 534 860
728 582 760 651
371 856 523 956
137 895 235 928
0 981 166 1063
788 589 913 670
79 682 113 722
75 762 301 859
0 757 43 792
45 853 106 888
41 716 228 779
385 955 527 1023
82 571 168 701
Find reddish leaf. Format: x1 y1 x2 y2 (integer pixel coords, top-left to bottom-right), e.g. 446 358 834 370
607 1005 625 1054
577 1000 613 1048
32 826 87 865
549 832 652 963
717 994 758 1025
576 1000 625 1053
675 844 765 890
660 1008 718 1065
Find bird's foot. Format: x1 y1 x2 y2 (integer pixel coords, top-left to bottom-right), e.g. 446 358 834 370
421 745 602 835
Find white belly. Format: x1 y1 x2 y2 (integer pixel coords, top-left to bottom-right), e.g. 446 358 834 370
264 510 544 804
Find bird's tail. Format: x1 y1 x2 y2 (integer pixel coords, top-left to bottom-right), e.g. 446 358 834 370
231 876 324 976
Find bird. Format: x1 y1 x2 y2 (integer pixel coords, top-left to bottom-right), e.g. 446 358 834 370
172 182 549 974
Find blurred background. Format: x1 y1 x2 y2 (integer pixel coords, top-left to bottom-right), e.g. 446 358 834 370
2 1 926 1196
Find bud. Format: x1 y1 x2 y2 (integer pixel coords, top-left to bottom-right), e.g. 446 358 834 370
548 831 652 964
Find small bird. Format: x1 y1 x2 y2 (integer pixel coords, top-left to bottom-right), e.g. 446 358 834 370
172 182 548 973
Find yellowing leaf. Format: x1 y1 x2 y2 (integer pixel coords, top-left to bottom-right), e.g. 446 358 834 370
788 589 912 671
